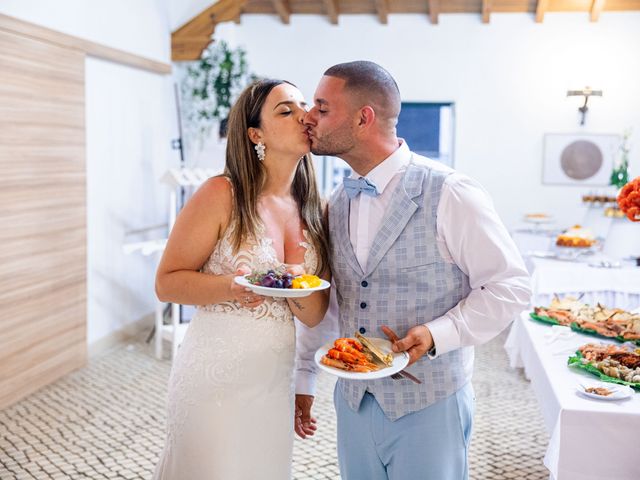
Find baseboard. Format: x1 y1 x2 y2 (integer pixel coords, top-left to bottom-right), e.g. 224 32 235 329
88 313 154 358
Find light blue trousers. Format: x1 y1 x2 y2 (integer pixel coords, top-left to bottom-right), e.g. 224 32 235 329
335 383 474 480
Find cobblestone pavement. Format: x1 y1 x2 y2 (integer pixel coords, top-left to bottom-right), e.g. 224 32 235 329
0 329 548 479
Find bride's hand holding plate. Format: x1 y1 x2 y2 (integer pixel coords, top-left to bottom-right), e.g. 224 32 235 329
229 267 264 308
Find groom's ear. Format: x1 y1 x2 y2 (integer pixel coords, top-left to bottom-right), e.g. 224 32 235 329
357 106 376 128
247 127 262 144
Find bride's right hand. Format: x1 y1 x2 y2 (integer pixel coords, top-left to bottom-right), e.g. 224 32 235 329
229 268 265 308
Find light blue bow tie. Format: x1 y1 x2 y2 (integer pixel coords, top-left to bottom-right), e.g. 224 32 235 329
343 176 380 199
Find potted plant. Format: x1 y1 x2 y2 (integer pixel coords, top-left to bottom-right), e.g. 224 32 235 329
180 40 255 145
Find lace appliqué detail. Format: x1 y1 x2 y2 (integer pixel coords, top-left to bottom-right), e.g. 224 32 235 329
197 226 318 324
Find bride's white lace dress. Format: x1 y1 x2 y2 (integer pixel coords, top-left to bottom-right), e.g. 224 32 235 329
153 225 317 480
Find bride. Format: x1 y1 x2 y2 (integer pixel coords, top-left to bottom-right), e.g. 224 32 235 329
153 79 331 479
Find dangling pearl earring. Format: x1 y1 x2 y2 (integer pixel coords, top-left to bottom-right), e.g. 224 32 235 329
254 142 266 162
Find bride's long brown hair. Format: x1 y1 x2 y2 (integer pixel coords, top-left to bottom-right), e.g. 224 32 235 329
223 79 330 276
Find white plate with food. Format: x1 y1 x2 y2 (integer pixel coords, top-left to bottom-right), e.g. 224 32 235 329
315 335 410 380
524 213 554 224
576 382 634 401
234 275 330 298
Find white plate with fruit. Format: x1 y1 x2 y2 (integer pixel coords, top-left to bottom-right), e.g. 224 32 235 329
234 270 330 298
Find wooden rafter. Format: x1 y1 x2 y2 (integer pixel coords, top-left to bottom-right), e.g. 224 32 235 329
172 0 246 61
233 5 243 24
536 0 549 23
375 0 389 24
590 0 606 21
272 0 291 24
482 0 492 24
323 0 339 25
170 0 640 60
428 0 439 25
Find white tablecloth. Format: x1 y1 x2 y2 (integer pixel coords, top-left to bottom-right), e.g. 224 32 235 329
529 257 640 310
505 312 640 480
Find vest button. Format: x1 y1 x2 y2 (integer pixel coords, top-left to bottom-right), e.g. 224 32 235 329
361 280 368 287
359 327 366 334
360 302 367 309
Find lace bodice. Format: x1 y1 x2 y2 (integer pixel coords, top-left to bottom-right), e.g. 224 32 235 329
197 223 318 323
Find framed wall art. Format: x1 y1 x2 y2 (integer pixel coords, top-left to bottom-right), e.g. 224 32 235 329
542 133 620 186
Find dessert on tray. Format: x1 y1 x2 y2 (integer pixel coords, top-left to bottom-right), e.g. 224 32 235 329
555 225 596 248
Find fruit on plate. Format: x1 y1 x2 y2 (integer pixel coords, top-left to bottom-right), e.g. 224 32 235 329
246 270 321 289
292 274 322 289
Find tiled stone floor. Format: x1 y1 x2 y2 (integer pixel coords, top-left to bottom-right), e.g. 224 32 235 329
1 329 549 479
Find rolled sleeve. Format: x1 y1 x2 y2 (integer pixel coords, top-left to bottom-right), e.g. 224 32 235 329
428 173 532 353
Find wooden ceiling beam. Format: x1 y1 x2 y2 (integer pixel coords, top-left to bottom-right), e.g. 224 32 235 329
428 0 439 25
590 0 606 21
482 0 492 24
233 5 243 24
172 0 246 61
272 0 291 24
324 0 339 24
375 0 389 24
536 0 549 23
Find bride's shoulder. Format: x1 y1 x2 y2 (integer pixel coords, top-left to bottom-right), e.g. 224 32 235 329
197 176 233 204
186 176 233 224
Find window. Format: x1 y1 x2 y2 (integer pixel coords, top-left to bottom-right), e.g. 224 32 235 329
316 102 455 196
397 102 454 167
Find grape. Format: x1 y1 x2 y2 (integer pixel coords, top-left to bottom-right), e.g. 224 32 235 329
247 268 301 289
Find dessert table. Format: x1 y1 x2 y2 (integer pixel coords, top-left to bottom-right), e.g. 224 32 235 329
505 312 640 480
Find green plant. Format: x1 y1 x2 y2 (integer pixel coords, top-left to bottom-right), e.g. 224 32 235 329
610 129 631 189
180 40 255 144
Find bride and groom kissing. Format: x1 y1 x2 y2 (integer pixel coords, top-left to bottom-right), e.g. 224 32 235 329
152 60 531 479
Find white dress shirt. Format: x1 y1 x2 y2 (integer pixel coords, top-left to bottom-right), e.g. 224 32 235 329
295 141 531 395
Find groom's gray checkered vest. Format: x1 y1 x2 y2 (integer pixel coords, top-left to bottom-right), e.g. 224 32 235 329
330 159 473 421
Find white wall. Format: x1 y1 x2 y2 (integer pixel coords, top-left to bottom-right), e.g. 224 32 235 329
85 57 176 344
0 1 179 347
0 0 170 61
211 12 640 228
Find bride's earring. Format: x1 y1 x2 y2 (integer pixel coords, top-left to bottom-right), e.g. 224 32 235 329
254 142 266 162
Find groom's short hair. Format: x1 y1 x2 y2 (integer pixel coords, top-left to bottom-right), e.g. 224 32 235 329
324 61 401 121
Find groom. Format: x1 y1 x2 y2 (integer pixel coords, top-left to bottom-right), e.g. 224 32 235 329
295 61 531 479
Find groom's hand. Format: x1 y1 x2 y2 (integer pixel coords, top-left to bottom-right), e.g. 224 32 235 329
294 394 317 439
381 325 434 367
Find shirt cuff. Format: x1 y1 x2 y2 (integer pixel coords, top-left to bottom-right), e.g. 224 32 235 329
424 315 461 358
295 370 317 396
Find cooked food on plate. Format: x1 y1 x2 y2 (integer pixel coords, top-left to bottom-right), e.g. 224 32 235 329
320 335 394 373
584 386 612 396
532 296 640 343
569 343 640 387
